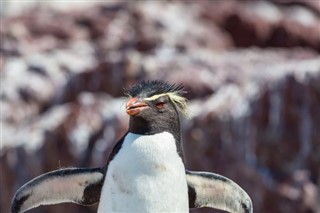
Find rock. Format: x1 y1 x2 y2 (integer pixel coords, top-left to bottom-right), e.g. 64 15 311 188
183 49 320 213
199 0 320 52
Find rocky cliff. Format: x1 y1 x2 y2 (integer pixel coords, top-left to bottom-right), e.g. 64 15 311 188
1 1 319 213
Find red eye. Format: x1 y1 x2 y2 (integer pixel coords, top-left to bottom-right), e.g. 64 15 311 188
156 102 165 109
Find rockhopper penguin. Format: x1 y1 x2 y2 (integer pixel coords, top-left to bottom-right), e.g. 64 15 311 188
11 80 253 213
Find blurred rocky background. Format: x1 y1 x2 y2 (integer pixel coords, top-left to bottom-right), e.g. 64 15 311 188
1 0 320 213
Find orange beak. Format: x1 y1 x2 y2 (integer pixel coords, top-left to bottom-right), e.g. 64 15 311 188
126 97 148 116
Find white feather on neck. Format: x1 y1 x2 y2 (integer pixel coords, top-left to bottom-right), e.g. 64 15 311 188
98 132 188 213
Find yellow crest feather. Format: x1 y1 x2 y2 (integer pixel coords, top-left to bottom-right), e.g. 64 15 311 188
144 92 188 116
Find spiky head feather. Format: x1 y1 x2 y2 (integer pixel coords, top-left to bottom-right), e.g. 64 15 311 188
126 80 188 115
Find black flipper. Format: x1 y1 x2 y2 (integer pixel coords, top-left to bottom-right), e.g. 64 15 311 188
11 167 104 213
186 170 253 213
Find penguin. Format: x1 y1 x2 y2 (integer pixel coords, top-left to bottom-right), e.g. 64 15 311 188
11 80 253 213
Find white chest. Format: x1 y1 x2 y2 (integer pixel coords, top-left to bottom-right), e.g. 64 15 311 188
98 132 188 213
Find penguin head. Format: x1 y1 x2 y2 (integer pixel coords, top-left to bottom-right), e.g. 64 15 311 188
125 80 187 135
126 80 187 117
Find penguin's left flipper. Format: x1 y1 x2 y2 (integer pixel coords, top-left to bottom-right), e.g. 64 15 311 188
11 167 104 213
186 170 253 213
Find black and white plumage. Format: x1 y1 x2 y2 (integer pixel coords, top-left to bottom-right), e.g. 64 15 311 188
11 80 253 213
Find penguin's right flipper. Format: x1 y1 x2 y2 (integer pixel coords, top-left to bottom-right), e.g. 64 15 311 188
186 170 253 213
11 167 104 213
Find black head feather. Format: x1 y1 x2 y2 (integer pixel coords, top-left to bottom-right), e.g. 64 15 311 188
126 80 185 98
